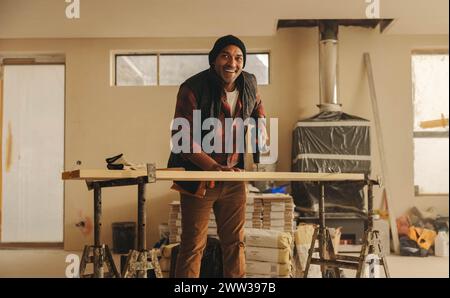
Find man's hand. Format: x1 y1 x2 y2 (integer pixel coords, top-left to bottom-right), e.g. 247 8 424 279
209 163 241 172
207 164 241 188
258 124 269 152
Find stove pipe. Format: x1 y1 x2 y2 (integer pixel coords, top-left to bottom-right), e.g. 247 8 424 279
318 21 342 112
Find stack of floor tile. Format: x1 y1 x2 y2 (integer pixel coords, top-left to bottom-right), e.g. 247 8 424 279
169 193 278 243
208 213 218 239
244 228 293 278
261 194 295 232
245 194 263 229
159 243 179 278
168 201 182 243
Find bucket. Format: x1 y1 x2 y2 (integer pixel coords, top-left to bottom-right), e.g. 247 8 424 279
112 222 136 254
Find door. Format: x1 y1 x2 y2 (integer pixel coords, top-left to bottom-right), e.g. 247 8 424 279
1 64 64 243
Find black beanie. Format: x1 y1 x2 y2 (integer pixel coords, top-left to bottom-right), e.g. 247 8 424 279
209 35 246 67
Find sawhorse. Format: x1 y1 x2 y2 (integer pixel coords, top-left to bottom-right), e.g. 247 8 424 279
303 178 390 278
79 164 161 278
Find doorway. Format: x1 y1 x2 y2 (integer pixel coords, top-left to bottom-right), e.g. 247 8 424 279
1 64 64 244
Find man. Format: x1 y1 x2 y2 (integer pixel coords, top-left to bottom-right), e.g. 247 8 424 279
167 35 265 278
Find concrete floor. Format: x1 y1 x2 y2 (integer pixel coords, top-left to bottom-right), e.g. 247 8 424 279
0 249 448 278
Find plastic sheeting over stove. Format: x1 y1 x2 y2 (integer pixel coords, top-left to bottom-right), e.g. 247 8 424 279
291 111 371 214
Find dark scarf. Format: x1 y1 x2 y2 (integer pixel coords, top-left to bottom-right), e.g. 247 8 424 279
183 68 258 121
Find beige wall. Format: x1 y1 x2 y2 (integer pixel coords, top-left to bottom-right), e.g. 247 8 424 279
0 28 448 250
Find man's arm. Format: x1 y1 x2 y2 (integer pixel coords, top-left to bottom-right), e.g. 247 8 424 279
251 84 268 147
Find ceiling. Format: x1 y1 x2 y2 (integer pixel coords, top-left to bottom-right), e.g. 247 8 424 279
0 0 448 38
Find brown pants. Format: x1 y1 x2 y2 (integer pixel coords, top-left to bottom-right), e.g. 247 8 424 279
175 181 246 278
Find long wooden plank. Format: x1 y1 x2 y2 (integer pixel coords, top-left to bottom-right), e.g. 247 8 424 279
364 53 400 254
62 169 364 182
0 78 3 240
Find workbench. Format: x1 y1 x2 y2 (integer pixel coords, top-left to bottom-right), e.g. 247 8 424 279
62 164 387 278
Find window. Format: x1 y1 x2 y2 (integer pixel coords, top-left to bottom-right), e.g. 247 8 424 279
412 51 449 195
114 52 269 86
245 53 270 85
115 54 157 86
159 54 209 86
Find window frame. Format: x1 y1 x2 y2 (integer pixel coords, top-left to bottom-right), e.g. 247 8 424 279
114 53 158 86
113 51 271 87
158 53 210 86
244 52 271 85
411 49 449 197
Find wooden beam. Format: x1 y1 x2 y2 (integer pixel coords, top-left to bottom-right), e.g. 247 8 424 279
0 78 3 241
379 19 395 33
420 115 449 129
62 169 365 182
364 53 400 254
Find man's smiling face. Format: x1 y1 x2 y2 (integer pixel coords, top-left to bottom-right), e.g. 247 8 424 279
213 45 244 92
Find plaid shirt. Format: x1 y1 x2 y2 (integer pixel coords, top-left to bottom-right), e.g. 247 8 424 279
171 83 265 197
